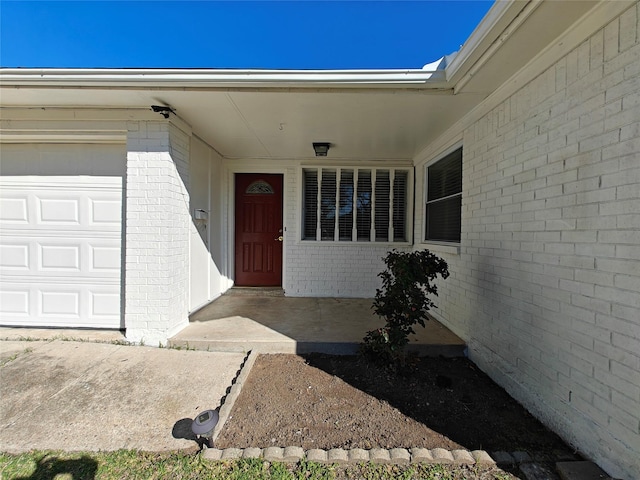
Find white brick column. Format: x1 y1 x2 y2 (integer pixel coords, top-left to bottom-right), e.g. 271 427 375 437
124 120 191 344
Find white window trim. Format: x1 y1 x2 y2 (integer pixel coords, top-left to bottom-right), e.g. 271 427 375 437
422 142 463 251
298 165 414 246
420 242 461 256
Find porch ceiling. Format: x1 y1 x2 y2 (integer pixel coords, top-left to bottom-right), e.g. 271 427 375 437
0 86 487 161
0 0 604 161
147 88 490 161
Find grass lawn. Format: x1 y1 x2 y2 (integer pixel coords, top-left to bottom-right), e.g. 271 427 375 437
0 450 517 479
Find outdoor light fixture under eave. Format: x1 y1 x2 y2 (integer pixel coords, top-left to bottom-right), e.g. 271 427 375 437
313 142 331 157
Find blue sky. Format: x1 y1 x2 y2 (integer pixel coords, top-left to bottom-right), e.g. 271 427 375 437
1 1 493 69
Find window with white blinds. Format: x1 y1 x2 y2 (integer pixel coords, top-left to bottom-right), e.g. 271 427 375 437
425 147 462 243
302 167 410 242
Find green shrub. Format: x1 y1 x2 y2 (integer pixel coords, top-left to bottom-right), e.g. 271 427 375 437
362 249 449 363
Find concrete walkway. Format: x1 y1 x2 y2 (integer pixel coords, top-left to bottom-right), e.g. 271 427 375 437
170 293 466 356
0 340 246 452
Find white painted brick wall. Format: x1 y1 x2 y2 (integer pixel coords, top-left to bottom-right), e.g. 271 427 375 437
283 167 410 297
124 120 191 344
417 5 639 479
285 244 401 297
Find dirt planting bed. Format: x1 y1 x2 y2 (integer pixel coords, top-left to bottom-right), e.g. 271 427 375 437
216 353 574 460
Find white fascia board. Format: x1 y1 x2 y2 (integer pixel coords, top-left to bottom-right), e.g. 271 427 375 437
0 130 127 144
0 1 525 91
445 0 530 82
0 67 447 88
0 1 540 92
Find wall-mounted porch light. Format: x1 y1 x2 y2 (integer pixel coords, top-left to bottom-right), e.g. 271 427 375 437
312 142 331 157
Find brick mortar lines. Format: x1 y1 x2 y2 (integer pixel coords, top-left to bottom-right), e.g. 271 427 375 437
204 351 581 466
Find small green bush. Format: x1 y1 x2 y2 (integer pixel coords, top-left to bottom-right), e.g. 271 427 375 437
362 249 449 363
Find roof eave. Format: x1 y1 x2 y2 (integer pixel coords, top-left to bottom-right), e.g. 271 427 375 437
445 0 534 84
0 67 449 90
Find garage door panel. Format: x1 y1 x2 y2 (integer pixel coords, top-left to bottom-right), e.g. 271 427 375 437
0 244 29 269
0 152 124 329
1 238 121 277
90 199 122 225
1 280 121 328
40 244 81 271
0 290 30 316
90 244 121 272
38 197 80 224
90 290 121 317
0 197 28 223
41 290 80 316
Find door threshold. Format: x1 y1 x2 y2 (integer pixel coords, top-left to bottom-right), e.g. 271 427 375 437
225 287 285 297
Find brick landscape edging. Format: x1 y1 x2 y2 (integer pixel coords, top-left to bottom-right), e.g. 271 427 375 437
210 349 257 444
201 446 497 465
201 447 580 466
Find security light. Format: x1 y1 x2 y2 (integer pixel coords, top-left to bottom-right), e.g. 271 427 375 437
150 105 175 118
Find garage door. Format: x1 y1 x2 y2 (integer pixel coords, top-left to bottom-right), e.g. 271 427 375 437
0 145 124 329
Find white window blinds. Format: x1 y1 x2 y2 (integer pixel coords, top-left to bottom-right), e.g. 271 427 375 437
303 167 410 242
425 147 462 242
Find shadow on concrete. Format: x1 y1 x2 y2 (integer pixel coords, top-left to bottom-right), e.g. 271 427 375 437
172 417 210 450
171 418 198 442
15 454 98 480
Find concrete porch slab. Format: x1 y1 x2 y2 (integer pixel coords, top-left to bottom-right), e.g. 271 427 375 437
170 295 466 356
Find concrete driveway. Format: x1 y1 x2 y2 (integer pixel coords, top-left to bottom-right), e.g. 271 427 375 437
0 340 246 452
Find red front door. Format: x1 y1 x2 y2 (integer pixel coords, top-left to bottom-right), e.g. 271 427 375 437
234 173 283 286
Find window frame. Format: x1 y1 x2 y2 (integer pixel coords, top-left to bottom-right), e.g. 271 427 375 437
423 144 463 246
299 165 413 245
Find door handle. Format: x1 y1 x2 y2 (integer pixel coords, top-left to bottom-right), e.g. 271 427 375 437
275 236 283 242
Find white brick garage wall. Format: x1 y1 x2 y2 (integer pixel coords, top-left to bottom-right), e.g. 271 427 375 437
417 5 640 479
